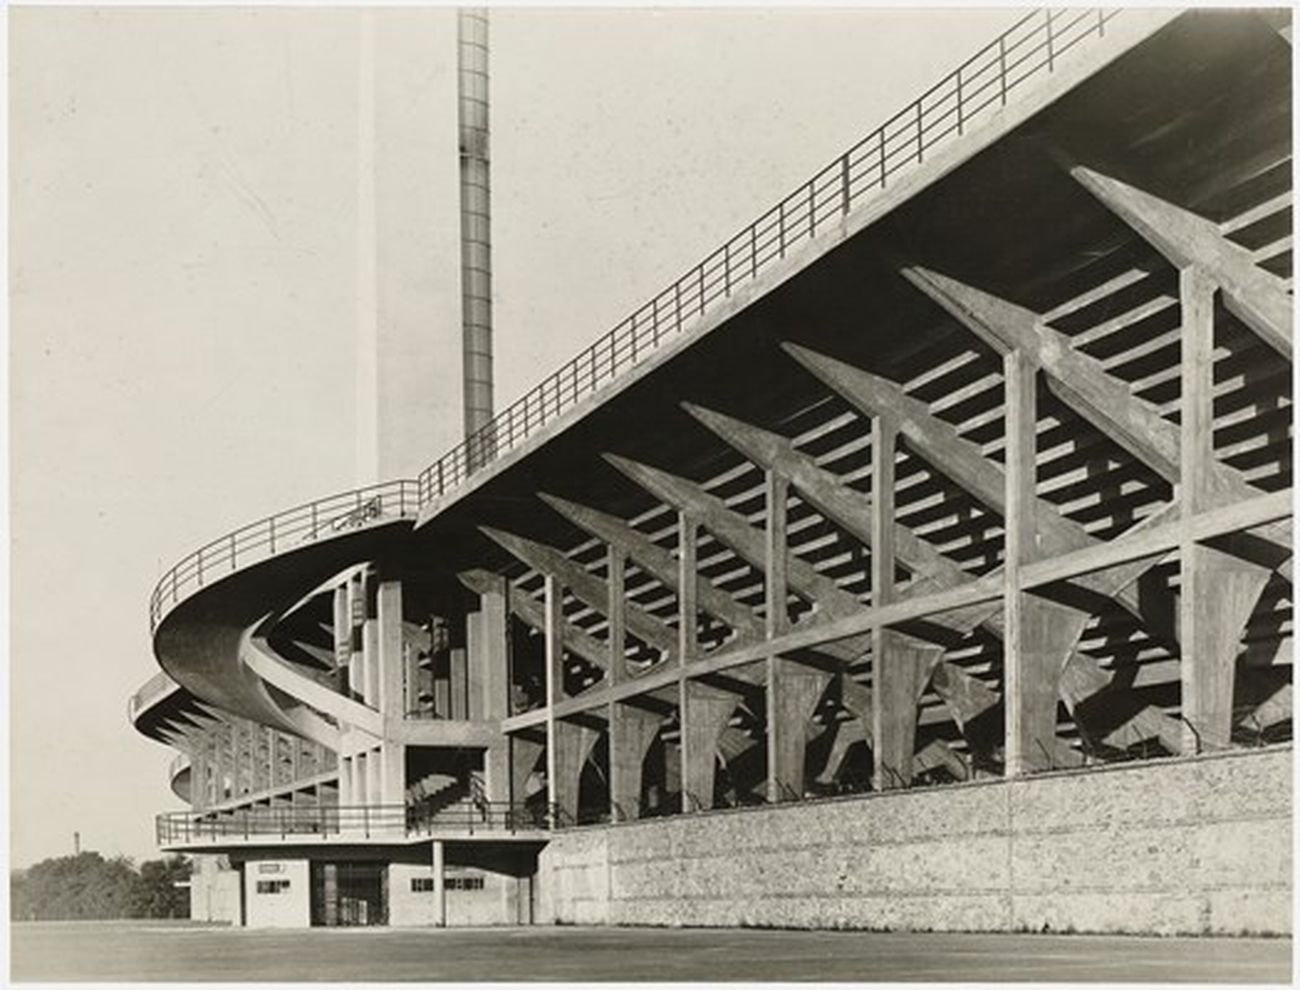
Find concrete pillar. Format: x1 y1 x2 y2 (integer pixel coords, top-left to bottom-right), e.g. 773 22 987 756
543 575 562 825
509 737 544 807
1178 267 1270 753
449 647 468 719
1003 349 1055 777
379 743 405 806
769 660 829 799
681 682 735 812
377 580 404 717
609 703 662 820
466 612 485 719
334 583 351 696
763 470 790 804
431 840 446 927
363 619 381 709
552 721 599 823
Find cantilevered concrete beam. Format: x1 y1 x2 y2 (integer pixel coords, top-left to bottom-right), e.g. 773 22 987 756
460 568 610 673
480 526 680 663
899 267 1292 566
604 454 858 620
684 403 996 633
780 346 1184 761
1072 166 1292 359
783 342 1165 608
539 492 764 642
539 492 768 808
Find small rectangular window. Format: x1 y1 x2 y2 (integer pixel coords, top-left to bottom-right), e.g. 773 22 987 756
410 877 435 893
256 879 291 895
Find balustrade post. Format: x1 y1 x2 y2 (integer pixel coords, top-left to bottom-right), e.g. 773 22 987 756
998 36 1008 105
1045 8 1055 71
956 67 965 134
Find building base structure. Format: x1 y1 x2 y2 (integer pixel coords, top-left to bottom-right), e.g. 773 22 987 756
538 746 1292 936
129 9 1292 937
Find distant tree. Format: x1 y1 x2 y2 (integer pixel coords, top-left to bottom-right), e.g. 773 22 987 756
10 852 191 920
10 852 137 920
130 856 191 919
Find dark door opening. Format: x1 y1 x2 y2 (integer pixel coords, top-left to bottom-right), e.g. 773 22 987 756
310 862 388 926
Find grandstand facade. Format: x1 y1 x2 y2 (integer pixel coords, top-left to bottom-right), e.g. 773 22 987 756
129 8 1293 932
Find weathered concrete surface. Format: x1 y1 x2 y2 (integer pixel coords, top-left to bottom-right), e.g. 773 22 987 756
538 746 1292 936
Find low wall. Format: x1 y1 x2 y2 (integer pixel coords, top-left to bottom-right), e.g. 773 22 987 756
538 746 1292 936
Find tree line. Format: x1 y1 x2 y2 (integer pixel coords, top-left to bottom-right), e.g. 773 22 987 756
10 851 191 920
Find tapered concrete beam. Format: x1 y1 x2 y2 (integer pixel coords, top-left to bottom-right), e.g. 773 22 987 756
684 402 995 633
605 453 860 618
784 342 1173 623
461 568 611 672
481 526 680 662
604 452 1001 752
539 492 763 641
899 267 1291 570
1072 166 1292 358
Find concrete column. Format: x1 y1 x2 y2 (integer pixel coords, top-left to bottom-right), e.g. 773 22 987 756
1178 267 1270 753
379 743 405 806
431 840 446 927
466 612 485 719
870 415 922 790
348 574 366 702
509 736 544 807
363 619 381 709
333 583 351 696
681 682 734 812
607 547 626 681
552 721 599 822
543 574 561 825
769 660 829 799
479 577 510 720
449 647 468 719
1004 349 1052 776
377 579 404 717
609 703 662 820
763 470 789 804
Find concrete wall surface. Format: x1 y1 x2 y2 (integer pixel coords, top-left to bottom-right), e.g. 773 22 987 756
243 858 310 928
189 854 241 925
388 862 519 927
538 747 1292 936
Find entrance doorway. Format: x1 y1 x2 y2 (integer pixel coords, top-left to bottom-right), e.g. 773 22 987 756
310 862 388 926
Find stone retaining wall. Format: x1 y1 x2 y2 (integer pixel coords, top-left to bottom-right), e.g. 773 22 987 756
538 746 1291 935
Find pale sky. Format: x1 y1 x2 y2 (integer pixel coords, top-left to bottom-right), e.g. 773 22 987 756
9 5 1018 868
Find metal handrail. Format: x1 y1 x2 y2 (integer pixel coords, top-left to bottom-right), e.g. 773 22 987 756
155 800 559 845
148 479 420 632
415 7 1122 505
127 670 180 722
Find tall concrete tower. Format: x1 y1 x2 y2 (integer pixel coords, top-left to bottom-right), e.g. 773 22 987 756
458 8 494 455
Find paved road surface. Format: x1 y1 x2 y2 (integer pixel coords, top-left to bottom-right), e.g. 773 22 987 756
9 920 1292 983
